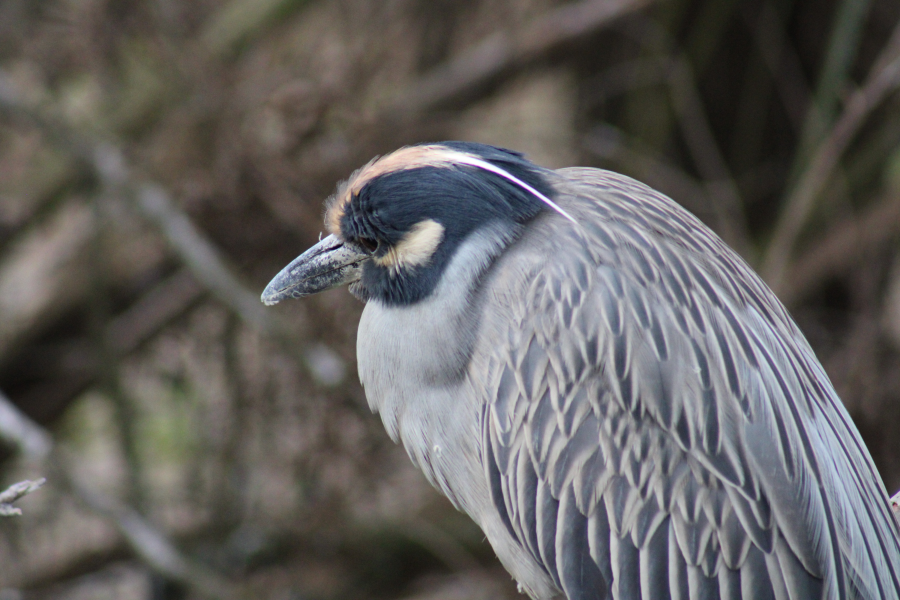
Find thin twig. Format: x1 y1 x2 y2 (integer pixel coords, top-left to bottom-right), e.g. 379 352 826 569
89 142 275 336
0 478 46 516
1 269 202 431
0 389 241 599
0 70 344 390
134 181 273 334
0 73 272 338
0 391 53 459
792 0 873 173
741 0 810 132
595 20 752 257
779 192 900 307
391 0 655 114
667 56 752 257
105 268 204 354
580 56 671 106
581 124 717 219
89 193 146 511
62 467 238 599
762 21 900 292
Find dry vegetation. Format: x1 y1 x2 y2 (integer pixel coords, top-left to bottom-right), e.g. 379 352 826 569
0 0 899 598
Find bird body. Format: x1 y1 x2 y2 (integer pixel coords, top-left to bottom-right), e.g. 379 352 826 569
262 142 900 599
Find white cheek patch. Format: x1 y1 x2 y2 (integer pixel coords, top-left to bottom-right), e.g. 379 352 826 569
374 219 445 273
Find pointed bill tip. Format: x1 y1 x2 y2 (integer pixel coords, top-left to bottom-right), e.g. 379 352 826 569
260 234 367 306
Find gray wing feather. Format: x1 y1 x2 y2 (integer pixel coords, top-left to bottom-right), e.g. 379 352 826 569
475 168 900 599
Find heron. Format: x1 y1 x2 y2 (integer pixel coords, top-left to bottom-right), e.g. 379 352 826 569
262 141 900 599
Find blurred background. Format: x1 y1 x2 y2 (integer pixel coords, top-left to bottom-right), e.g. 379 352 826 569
0 0 899 598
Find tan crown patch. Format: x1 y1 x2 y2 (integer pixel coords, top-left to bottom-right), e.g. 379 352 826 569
323 143 573 237
325 145 479 236
373 219 445 273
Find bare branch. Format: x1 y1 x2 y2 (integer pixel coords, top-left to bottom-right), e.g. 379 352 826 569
134 182 273 334
749 0 810 130
575 19 751 257
779 193 900 307
106 269 204 354
89 143 276 337
0 70 345 390
0 389 242 599
0 74 273 339
731 1 810 173
581 57 672 105
0 390 53 460
392 0 655 114
666 56 752 257
793 0 873 170
581 124 717 220
763 21 900 292
578 51 752 256
199 0 306 56
63 470 238 599
0 478 46 516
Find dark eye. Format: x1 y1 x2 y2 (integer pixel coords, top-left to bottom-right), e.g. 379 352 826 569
357 237 378 253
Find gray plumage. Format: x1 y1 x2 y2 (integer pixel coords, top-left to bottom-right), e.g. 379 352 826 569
262 143 900 600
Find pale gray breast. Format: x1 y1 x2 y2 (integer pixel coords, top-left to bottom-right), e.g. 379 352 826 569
356 224 514 514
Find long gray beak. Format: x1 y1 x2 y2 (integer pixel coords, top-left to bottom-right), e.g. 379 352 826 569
261 234 366 305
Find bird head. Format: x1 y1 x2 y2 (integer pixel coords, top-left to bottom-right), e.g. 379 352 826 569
261 142 572 307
